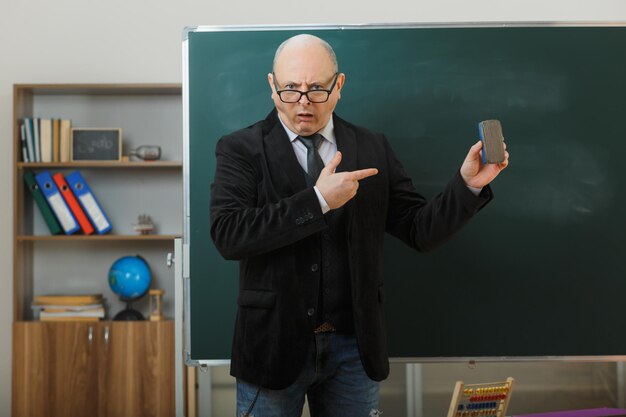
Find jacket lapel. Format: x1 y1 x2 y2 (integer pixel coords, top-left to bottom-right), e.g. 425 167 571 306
332 114 358 241
333 114 357 173
263 111 308 195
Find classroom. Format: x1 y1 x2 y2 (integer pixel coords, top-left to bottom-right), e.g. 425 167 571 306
2 1 626 416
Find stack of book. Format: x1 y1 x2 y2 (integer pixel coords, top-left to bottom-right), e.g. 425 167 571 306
32 294 106 322
19 117 72 163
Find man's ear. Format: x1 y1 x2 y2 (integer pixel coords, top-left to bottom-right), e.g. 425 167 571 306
336 73 346 98
268 73 277 98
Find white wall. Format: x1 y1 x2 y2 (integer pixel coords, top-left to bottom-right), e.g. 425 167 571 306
2 0 626 414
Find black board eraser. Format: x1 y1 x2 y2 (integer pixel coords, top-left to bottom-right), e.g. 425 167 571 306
478 120 506 164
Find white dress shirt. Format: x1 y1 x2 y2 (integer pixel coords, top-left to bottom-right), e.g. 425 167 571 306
278 115 335 214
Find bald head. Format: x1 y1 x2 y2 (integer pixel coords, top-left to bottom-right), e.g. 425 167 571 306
273 34 338 73
268 34 345 136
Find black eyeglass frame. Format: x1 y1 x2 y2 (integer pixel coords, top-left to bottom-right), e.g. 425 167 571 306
272 72 339 103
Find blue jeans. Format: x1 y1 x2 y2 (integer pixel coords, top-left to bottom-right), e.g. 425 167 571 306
236 333 380 417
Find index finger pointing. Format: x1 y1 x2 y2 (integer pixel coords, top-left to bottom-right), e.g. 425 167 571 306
350 168 379 181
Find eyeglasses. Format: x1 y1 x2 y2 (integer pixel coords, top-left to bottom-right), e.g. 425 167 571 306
272 72 339 103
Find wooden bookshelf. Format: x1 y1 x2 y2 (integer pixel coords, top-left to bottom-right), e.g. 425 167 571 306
13 83 183 321
12 84 181 416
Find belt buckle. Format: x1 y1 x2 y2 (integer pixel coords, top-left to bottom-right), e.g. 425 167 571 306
314 321 336 334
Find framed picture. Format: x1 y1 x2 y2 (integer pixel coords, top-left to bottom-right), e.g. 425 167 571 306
70 128 122 162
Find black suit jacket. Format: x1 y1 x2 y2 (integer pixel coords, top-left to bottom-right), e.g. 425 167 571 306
210 109 492 389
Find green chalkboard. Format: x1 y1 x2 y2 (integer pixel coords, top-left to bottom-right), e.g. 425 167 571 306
185 25 626 363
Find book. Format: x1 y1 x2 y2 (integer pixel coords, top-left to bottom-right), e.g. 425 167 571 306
53 119 60 162
31 303 103 311
59 119 71 162
53 173 95 235
39 118 52 162
39 307 105 318
40 316 101 322
19 121 29 162
23 171 63 235
33 293 103 306
33 117 41 162
38 306 105 322
23 118 35 162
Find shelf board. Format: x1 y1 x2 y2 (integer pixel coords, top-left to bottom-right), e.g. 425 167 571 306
17 234 181 242
14 319 174 324
17 161 182 169
14 83 181 96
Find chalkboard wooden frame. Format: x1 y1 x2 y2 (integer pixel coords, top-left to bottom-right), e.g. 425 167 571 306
70 128 122 162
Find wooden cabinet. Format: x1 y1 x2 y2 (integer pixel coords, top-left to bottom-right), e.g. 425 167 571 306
13 321 174 417
12 322 99 416
11 85 182 416
98 322 174 417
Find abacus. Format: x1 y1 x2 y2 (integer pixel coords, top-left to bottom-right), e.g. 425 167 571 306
446 377 515 417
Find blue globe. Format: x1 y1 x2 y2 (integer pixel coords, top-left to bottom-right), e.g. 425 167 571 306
108 256 152 301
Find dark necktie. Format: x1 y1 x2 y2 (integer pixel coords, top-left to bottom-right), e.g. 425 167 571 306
296 134 325 185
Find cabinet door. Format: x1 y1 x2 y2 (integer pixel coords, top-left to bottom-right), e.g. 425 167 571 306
12 322 99 417
98 321 174 417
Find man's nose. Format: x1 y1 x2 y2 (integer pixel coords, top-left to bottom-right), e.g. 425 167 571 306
298 92 311 105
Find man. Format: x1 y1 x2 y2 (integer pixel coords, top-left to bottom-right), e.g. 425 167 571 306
210 34 509 417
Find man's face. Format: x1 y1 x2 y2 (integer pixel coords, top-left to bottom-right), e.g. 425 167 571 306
268 42 345 136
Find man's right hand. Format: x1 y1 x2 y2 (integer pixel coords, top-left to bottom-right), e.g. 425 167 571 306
316 151 379 210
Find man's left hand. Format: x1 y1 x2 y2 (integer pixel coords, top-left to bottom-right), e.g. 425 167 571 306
460 140 509 189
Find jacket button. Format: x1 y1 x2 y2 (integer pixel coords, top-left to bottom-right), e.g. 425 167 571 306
307 308 315 316
311 263 319 272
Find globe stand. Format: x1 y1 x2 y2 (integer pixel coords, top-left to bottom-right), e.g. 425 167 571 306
113 300 145 321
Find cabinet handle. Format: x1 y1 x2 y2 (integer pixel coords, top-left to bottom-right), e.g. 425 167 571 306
88 326 94 345
167 252 174 268
103 325 110 346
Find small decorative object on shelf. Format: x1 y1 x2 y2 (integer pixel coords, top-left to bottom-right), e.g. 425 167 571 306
70 128 122 162
108 255 152 320
133 214 155 235
129 145 162 161
149 289 165 321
